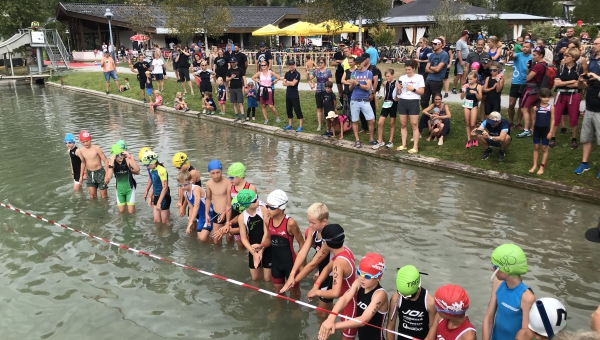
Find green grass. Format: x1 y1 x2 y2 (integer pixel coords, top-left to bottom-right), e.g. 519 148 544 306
53 71 600 191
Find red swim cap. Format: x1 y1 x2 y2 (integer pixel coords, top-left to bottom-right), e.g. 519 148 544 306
358 253 385 276
79 130 91 141
434 284 470 315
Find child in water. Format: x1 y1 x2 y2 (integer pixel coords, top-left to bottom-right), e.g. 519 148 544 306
141 150 171 224
205 160 231 245
64 133 83 191
178 170 212 242
151 90 162 110
78 130 110 199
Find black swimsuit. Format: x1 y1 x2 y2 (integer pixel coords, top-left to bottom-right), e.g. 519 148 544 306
69 146 82 182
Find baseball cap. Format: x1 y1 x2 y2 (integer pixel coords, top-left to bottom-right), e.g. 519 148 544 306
229 57 238 63
461 30 469 36
360 53 370 60
259 42 265 47
287 59 296 65
481 57 491 63
486 111 502 126
432 39 442 45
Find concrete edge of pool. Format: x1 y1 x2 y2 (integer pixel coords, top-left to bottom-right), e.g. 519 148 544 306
46 81 600 205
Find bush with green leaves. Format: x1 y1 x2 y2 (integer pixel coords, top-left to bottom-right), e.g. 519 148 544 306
369 23 396 47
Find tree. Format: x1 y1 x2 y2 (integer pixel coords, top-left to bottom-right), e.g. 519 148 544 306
124 0 155 37
524 22 556 40
161 0 231 53
481 15 510 39
427 0 466 46
369 23 395 47
572 0 600 25
496 0 560 17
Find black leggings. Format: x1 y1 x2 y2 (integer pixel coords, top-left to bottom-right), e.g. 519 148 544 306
485 97 501 116
286 97 303 119
247 107 256 117
418 115 451 136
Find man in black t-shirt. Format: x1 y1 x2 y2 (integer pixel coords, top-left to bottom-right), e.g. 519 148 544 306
282 60 304 132
129 58 151 102
255 42 273 73
176 46 194 95
232 44 248 72
332 45 349 107
226 57 247 118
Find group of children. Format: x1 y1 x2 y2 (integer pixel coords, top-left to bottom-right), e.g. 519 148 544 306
64 133 574 339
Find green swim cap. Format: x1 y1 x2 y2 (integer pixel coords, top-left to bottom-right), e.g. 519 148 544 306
491 243 528 276
227 162 246 178
110 144 124 156
231 189 257 213
116 139 127 151
396 265 421 296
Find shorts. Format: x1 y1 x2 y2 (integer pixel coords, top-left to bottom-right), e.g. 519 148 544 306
152 193 171 210
200 82 212 94
580 110 600 145
456 62 466 75
178 68 190 82
85 168 108 190
229 88 244 103
153 73 164 81
350 100 374 122
380 101 398 118
553 92 581 127
335 71 344 85
487 135 512 148
319 276 334 303
116 188 135 206
249 246 273 269
533 125 551 145
218 100 225 105
259 88 274 105
522 88 539 109
315 91 325 109
104 70 118 82
397 99 420 115
139 80 146 90
509 84 525 98
172 62 179 70
146 88 153 96
340 296 358 338
444 68 450 79
271 262 294 285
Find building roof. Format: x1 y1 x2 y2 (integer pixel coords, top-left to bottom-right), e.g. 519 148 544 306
388 0 492 17
57 3 303 31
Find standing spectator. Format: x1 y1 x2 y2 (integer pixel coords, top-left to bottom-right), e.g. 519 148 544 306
350 41 363 57
341 56 357 117
171 46 180 82
365 39 379 66
514 37 524 54
536 39 554 65
568 39 588 74
176 46 194 95
517 48 547 138
226 57 247 121
332 45 350 109
232 44 248 72
348 55 376 148
477 32 483 40
101 51 120 95
529 88 555 175
224 44 232 59
506 41 533 128
453 30 470 94
151 52 165 92
487 36 502 62
213 48 229 94
415 38 432 80
554 27 574 66
467 39 491 73
255 42 272 73
483 61 504 117
194 62 213 96
282 60 303 132
311 57 333 132
556 26 566 39
421 38 449 109
396 60 425 153
321 82 338 137
550 47 582 149
129 56 150 103
208 46 219 71
373 69 397 149
439 36 453 98
421 93 451 145
574 38 600 175
361 53 381 133
461 71 483 148
251 61 280 124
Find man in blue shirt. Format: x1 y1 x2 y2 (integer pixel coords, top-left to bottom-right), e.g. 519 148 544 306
506 41 533 128
348 55 375 148
365 39 379 66
421 38 449 108
473 111 512 161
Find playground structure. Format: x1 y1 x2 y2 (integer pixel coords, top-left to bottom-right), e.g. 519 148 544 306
0 28 70 76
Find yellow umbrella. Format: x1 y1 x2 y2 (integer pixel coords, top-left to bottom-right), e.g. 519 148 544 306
279 21 320 36
252 24 282 36
313 20 359 34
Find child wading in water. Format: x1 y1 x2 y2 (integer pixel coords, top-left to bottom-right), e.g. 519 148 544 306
461 71 483 149
246 81 258 121
151 90 162 110
64 133 83 191
528 88 555 175
105 143 140 213
205 160 231 245
141 150 171 224
178 170 212 242
78 130 110 199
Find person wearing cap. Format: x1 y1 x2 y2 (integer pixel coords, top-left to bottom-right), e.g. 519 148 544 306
205 160 232 244
255 42 272 74
473 111 511 161
141 150 171 224
226 57 247 121
515 297 567 340
282 59 304 132
101 51 120 95
265 189 305 295
307 224 357 339
78 131 110 199
318 253 388 340
177 169 212 242
430 284 477 340
64 134 84 191
421 38 449 109
453 30 471 94
386 265 436 340
483 244 535 340
172 152 202 217
348 55 376 148
104 143 140 214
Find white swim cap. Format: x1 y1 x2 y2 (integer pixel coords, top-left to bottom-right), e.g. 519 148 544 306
266 189 288 210
529 297 567 337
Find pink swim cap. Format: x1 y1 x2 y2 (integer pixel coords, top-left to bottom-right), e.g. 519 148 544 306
471 62 480 70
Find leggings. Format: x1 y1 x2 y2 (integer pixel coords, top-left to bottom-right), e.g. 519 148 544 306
553 92 580 127
485 97 501 116
247 107 256 118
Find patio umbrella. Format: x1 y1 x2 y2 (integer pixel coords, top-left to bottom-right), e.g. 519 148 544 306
252 24 282 36
130 34 149 42
313 20 359 34
279 21 320 36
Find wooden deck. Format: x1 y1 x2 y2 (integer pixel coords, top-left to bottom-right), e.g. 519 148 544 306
0 74 52 83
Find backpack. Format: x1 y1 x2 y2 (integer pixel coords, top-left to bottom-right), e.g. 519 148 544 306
539 62 556 90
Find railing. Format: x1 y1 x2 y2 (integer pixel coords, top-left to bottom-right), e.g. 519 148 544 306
42 29 70 70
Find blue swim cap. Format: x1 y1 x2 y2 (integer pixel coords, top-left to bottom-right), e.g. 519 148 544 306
64 133 75 143
208 160 222 172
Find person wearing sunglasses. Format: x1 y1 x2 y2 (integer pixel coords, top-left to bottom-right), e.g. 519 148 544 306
104 143 140 214
177 170 212 243
141 150 171 224
308 224 357 339
429 284 476 340
483 61 504 118
64 133 84 191
172 152 202 217
318 253 388 340
386 265 436 340
265 189 305 296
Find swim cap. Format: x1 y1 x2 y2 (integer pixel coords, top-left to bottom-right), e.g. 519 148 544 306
321 224 345 249
227 162 246 178
266 189 288 210
64 133 75 143
434 284 470 315
359 253 385 277
79 130 91 141
529 298 567 337
141 150 158 165
231 189 257 213
491 243 528 276
110 144 124 156
138 147 152 161
116 139 127 151
396 265 421 296
471 62 480 70
172 152 189 168
208 160 223 172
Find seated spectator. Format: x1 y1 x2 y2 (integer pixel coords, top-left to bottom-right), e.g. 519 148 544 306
473 111 511 161
420 93 451 146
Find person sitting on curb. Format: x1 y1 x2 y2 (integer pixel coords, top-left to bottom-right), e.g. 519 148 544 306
473 111 511 161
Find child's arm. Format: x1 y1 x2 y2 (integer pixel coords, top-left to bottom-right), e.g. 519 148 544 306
548 106 555 139
475 85 483 101
532 106 538 128
76 148 86 181
318 279 362 339
185 186 201 233
482 77 493 93
496 77 505 93
144 177 152 202
288 217 305 251
125 153 140 174
104 155 115 184
204 183 212 223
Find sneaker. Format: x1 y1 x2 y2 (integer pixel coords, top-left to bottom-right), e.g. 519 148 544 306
106 91 110 95
561 127 567 135
472 139 479 147
574 163 590 174
465 140 472 148
369 140 379 146
202 109 207 114
438 138 444 146
264 119 269 124
234 115 239 122
517 130 532 138
498 150 506 161
452 88 457 94
317 125 322 132
246 117 250 121
283 125 294 130
185 108 190 112
143 98 147 103
372 142 384 150
549 139 556 148
444 93 449 98
295 126 304 132
481 148 493 160
275 117 281 123
385 142 393 148
219 111 225 115
241 115 245 121
571 140 578 149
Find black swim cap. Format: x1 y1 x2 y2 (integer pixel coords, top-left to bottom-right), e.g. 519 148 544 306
322 224 345 249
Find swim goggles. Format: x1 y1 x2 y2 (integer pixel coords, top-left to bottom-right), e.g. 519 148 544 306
227 176 235 180
356 267 385 280
176 181 192 188
232 196 259 211
266 202 286 210
65 141 74 145
322 232 345 242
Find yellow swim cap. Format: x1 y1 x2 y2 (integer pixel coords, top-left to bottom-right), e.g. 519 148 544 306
172 152 189 169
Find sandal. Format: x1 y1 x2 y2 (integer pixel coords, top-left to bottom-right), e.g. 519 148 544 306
396 145 407 151
354 140 362 148
408 148 419 154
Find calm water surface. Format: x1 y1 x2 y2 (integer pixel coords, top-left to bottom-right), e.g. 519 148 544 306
0 82 598 339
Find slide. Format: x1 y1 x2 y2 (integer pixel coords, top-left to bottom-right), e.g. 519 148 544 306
0 32 32 54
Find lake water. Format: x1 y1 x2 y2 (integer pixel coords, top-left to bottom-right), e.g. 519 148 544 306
0 82 598 339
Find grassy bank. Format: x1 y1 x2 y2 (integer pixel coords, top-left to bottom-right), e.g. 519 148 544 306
52 71 599 191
